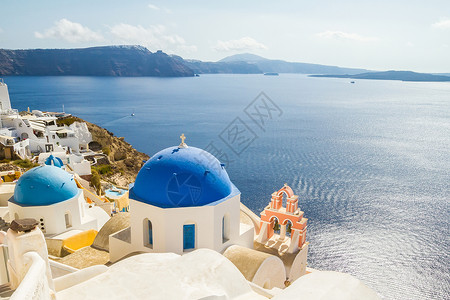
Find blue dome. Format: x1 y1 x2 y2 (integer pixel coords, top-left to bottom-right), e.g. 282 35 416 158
130 146 234 208
13 165 79 206
45 155 64 168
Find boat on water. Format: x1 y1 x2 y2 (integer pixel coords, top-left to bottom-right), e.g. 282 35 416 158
264 72 279 76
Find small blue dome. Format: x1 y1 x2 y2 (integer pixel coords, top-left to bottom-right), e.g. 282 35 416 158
13 165 79 206
130 146 234 208
45 155 64 168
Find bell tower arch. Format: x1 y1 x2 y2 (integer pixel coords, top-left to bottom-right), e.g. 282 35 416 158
256 184 308 253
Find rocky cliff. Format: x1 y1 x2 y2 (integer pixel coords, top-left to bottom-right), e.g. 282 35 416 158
0 46 194 77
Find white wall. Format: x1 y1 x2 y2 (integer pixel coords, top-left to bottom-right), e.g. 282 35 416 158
110 191 254 262
70 159 91 176
8 190 108 236
37 152 92 176
0 83 12 111
69 122 92 147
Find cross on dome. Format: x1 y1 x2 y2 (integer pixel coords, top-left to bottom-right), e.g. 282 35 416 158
179 133 188 148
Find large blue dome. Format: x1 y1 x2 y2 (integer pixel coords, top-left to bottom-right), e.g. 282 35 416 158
130 146 234 208
13 165 79 206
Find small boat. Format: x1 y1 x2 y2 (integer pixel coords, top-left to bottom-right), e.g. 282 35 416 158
131 113 135 116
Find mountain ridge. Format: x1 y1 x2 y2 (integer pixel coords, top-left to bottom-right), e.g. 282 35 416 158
0 46 448 80
0 46 194 77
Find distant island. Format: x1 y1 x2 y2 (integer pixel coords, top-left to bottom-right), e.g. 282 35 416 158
185 53 370 75
0 46 449 81
309 70 450 82
216 53 369 75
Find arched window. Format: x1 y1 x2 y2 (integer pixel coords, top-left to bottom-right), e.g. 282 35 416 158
282 192 287 208
14 213 19 220
64 212 72 229
285 220 293 237
271 216 280 234
183 223 196 251
222 214 230 243
143 218 153 248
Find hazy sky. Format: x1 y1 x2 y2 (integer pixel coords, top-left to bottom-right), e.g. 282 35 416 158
1 1 450 72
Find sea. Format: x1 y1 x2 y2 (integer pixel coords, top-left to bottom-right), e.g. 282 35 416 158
4 74 450 299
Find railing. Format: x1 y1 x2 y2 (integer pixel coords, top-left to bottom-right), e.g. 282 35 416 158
10 252 53 300
13 139 29 150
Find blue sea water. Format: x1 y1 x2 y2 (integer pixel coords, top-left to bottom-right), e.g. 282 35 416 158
4 74 450 299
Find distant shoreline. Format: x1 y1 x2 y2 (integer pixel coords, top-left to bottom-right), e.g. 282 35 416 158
309 70 450 82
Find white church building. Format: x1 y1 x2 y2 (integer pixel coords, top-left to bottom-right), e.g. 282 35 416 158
110 137 254 261
8 164 108 236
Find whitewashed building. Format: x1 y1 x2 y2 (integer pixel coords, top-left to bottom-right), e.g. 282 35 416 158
0 79 92 159
38 152 92 176
110 139 254 262
8 165 108 236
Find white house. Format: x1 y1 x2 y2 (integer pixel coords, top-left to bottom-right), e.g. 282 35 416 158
0 79 92 159
109 139 254 262
8 165 108 236
38 152 92 176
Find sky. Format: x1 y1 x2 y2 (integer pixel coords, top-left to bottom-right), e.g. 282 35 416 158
1 0 450 72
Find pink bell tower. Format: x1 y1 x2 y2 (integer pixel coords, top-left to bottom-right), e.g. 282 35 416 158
256 184 308 253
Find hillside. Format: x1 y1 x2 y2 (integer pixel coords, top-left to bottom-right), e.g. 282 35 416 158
309 70 450 82
0 46 194 77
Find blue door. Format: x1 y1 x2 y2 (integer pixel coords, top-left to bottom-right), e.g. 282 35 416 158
183 224 195 250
